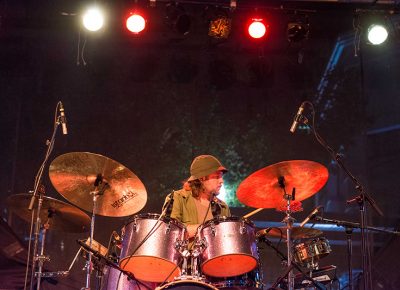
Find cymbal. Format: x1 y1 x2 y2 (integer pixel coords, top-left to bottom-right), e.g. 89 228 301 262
7 194 90 233
49 152 147 217
237 160 328 209
257 227 323 240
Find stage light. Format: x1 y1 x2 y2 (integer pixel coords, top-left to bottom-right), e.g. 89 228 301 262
367 24 388 45
165 3 191 35
287 22 309 42
126 13 146 33
208 8 232 39
82 6 104 32
248 19 267 39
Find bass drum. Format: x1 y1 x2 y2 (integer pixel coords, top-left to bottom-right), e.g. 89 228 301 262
206 269 263 290
119 213 186 282
100 266 158 290
156 279 218 290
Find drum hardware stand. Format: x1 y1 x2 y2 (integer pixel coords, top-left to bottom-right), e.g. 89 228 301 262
278 176 296 290
297 102 384 290
258 236 326 290
345 227 354 290
82 174 106 290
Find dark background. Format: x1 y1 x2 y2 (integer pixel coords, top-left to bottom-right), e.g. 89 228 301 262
1 0 400 289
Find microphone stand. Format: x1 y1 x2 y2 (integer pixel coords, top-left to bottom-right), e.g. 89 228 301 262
298 101 384 290
313 215 400 290
26 102 63 290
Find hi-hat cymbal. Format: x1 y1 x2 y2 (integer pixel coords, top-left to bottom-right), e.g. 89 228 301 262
257 227 323 240
237 160 328 209
49 152 147 217
7 194 90 233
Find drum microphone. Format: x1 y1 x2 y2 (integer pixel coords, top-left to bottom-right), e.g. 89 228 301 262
289 102 306 133
299 205 323 227
59 102 68 135
164 190 175 218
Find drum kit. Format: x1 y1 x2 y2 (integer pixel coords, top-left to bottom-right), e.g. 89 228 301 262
7 152 336 290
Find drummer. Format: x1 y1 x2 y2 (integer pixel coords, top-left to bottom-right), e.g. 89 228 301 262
163 155 231 238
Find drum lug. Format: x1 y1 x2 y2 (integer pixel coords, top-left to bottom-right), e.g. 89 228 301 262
210 221 216 236
166 222 171 234
120 225 126 242
240 221 247 234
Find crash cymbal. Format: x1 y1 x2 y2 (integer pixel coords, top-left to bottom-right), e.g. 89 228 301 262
7 194 90 233
49 152 147 217
257 227 323 240
237 160 328 209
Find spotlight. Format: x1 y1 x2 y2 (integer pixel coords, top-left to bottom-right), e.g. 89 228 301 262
248 18 268 39
165 3 191 35
287 22 309 42
367 24 388 45
82 6 104 32
126 12 146 34
208 8 232 39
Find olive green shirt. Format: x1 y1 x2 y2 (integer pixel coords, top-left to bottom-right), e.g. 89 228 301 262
163 189 231 225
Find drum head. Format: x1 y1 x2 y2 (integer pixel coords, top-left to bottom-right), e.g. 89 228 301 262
120 256 180 282
202 254 258 277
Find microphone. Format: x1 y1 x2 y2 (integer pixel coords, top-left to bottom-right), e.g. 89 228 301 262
289 102 306 133
299 205 322 227
164 190 175 218
59 102 68 135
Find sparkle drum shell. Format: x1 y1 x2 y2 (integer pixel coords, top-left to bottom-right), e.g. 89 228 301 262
119 213 186 282
199 216 259 277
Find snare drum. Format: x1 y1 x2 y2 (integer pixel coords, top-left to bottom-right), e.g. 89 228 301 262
199 216 259 277
119 213 186 282
293 237 331 267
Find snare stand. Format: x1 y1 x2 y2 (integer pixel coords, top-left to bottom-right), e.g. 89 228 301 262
278 176 295 290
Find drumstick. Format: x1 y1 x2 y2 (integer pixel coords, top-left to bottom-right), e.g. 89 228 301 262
243 208 264 219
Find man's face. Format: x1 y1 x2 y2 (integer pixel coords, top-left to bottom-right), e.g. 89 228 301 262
201 171 224 195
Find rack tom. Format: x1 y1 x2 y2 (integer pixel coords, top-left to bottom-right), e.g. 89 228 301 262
119 213 186 282
199 216 259 277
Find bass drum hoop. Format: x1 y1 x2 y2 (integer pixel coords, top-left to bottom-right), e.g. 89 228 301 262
156 280 218 289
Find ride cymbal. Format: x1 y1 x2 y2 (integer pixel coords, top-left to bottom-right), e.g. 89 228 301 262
237 160 328 209
49 152 147 217
7 194 90 233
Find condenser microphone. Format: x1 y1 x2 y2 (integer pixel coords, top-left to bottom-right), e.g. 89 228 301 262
289 102 306 133
299 205 322 227
59 102 68 135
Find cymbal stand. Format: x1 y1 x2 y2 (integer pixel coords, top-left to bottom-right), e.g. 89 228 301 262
35 213 53 290
278 176 295 290
82 174 104 290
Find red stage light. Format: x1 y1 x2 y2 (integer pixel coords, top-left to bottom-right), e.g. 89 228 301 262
248 19 267 39
126 13 146 34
